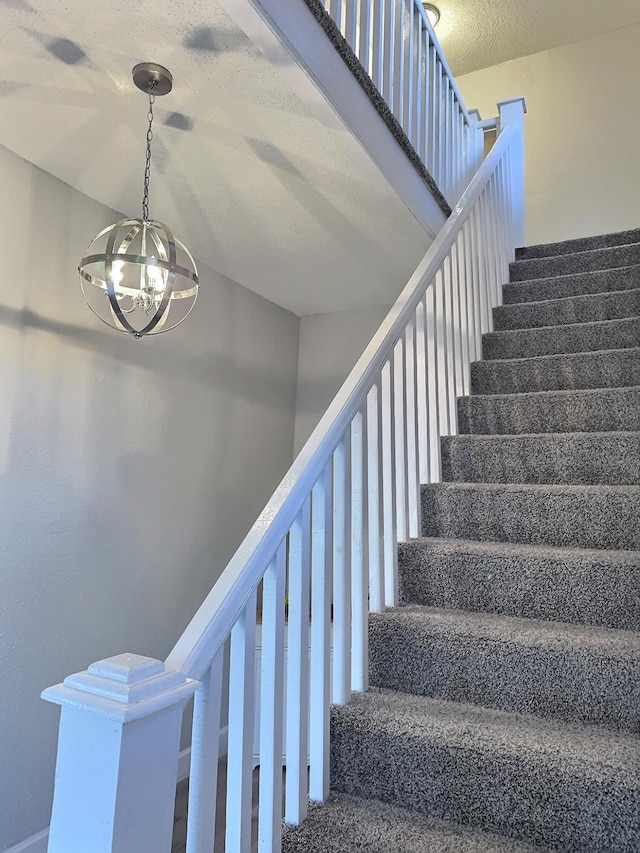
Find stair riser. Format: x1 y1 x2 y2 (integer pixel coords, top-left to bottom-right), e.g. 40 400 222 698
368 617 639 732
331 714 640 852
440 434 640 486
457 387 640 435
482 318 640 360
471 348 640 395
397 541 640 631
493 289 640 331
503 265 640 304
515 229 640 261
509 244 640 282
421 484 640 550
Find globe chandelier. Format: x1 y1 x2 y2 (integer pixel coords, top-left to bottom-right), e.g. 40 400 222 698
79 63 199 338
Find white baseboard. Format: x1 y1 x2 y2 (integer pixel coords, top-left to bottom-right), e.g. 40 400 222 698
8 726 229 853
4 828 49 853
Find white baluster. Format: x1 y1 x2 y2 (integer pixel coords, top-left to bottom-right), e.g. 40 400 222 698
382 0 395 108
367 381 385 612
329 0 344 32
415 297 430 484
309 465 333 802
258 544 286 852
371 0 384 92
425 279 442 481
285 499 312 826
332 436 351 704
350 408 369 692
359 0 372 75
344 0 358 52
405 0 415 143
381 358 399 606
415 13 424 161
393 0 405 125
404 317 421 537
393 338 409 540
452 238 466 415
226 592 257 853
187 651 224 853
434 267 451 436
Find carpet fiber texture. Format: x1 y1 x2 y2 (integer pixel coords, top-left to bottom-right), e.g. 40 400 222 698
281 230 640 852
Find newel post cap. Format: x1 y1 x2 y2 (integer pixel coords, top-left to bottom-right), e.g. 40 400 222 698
42 653 198 722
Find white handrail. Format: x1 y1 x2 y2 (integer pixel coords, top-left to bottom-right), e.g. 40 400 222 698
43 95 526 853
166 121 519 683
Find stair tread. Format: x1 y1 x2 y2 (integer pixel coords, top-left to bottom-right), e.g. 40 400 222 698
473 344 640 369
426 480 640 496
373 605 640 658
282 793 543 853
503 264 640 304
401 535 640 564
482 317 640 360
509 242 640 283
441 431 640 485
515 228 640 261
334 691 640 779
471 346 640 395
496 285 640 315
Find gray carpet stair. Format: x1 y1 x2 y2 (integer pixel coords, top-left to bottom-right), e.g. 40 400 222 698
368 605 640 731
421 481 640 549
397 538 640 630
470 346 640 395
441 431 640 485
493 286 640 330
502 264 640 304
515 227 640 260
509 241 640 281
457 385 640 435
329 692 640 853
482 316 640 360
282 794 543 852
283 228 640 852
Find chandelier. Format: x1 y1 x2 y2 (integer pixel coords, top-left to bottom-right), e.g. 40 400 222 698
79 63 199 338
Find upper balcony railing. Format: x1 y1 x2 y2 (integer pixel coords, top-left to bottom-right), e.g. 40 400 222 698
322 0 480 206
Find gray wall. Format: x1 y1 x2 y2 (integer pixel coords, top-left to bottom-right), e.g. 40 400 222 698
294 305 391 455
0 146 300 851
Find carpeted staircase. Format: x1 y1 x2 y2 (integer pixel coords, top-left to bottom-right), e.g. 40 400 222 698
282 228 640 852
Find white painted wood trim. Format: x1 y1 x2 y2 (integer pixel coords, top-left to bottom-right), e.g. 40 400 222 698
8 741 227 853
167 121 520 684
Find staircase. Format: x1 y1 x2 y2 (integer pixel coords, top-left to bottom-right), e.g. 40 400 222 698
281 228 640 851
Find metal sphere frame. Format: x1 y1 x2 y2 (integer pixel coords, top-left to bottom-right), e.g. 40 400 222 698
79 62 199 338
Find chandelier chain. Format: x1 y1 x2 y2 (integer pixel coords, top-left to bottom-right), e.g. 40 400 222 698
142 86 157 222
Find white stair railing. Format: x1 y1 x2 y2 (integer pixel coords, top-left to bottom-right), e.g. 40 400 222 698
324 0 481 205
42 98 525 853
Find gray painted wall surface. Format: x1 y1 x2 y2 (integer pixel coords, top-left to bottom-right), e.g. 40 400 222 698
0 145 299 851
294 305 391 455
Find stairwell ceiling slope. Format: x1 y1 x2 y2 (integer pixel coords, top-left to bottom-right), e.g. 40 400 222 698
1 0 639 315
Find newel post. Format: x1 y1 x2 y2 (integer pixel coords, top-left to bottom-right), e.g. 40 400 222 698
42 653 198 853
498 97 527 249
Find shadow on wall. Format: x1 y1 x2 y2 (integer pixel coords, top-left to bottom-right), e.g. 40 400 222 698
0 302 294 406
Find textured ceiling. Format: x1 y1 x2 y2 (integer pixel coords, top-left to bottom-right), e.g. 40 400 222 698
437 0 640 76
3 0 640 316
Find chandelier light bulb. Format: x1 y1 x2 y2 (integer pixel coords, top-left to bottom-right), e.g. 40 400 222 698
78 63 199 338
